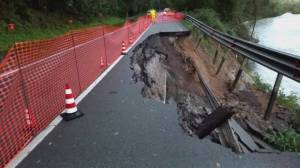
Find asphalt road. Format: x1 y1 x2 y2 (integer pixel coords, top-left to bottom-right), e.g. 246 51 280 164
18 22 300 168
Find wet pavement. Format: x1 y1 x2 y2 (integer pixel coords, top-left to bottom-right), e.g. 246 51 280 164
18 22 300 168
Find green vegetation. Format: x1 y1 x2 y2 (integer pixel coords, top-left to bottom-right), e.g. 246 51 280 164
251 73 273 93
187 25 300 152
266 130 300 152
0 0 150 56
1 0 300 56
277 92 300 128
251 73 300 128
0 16 124 56
272 0 300 14
188 8 230 33
1 0 300 153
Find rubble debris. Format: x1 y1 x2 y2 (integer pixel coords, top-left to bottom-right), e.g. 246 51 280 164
130 34 280 154
195 106 235 139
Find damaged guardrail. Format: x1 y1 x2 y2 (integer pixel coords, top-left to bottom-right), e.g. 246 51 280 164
185 15 300 82
185 15 300 120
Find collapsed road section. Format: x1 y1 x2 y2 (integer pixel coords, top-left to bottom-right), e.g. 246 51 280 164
130 34 278 153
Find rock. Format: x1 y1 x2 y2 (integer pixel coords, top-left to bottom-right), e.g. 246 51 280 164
245 119 265 138
238 82 247 91
227 100 239 107
203 106 212 114
241 73 255 85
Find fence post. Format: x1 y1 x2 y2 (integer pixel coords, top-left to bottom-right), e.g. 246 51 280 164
13 43 34 135
231 56 247 91
103 29 109 67
139 19 141 33
70 33 82 92
264 73 283 120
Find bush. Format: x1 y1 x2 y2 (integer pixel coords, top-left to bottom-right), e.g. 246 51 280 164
277 91 300 128
188 8 229 33
266 130 300 152
251 73 272 93
277 91 299 110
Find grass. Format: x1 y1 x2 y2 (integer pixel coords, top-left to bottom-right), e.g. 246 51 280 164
0 16 125 57
265 130 300 152
251 73 273 93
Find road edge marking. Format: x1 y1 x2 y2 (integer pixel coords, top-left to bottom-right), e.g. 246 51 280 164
5 24 151 168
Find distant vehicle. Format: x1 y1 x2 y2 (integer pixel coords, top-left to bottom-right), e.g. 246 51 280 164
163 8 174 16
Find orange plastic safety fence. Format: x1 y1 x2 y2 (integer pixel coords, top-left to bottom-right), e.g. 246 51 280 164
156 12 185 23
0 13 182 167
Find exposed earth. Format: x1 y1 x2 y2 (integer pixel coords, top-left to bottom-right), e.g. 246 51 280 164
130 34 296 152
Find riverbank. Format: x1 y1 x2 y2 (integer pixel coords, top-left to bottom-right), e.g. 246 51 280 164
179 32 300 152
251 12 300 98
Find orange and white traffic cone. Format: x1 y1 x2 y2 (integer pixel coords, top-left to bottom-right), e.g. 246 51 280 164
24 109 36 130
100 56 105 67
122 41 127 54
60 84 84 121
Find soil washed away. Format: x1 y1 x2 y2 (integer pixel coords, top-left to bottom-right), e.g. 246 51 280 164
130 35 222 144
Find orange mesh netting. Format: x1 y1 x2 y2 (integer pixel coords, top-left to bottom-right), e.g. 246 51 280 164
0 13 182 167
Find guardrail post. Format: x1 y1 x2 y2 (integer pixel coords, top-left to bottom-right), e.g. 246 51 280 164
192 25 196 39
231 56 247 91
216 56 225 75
264 73 283 120
194 34 203 51
216 49 229 75
213 43 220 65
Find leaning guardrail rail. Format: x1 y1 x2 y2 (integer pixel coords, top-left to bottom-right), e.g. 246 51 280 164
185 15 300 82
185 15 300 120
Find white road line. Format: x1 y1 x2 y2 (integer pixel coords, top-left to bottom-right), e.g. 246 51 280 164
5 23 152 168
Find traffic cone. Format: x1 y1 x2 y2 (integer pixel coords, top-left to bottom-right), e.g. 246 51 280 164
122 41 127 54
61 84 84 121
24 109 36 130
100 56 105 67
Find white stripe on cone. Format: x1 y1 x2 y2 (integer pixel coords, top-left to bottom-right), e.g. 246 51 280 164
66 106 78 114
65 89 72 94
65 98 75 104
64 85 79 114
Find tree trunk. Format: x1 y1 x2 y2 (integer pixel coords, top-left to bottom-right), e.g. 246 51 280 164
250 0 257 38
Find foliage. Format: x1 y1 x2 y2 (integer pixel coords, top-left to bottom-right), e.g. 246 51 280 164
250 72 300 128
1 0 300 55
266 130 300 152
272 0 300 15
0 16 124 57
188 8 229 33
277 91 300 128
251 73 273 93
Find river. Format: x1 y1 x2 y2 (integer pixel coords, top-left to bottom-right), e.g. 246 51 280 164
250 12 300 98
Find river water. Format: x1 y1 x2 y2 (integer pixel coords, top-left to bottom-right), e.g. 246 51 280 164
251 13 300 97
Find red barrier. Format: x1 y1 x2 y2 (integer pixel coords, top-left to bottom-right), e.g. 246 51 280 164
0 13 181 167
156 12 185 23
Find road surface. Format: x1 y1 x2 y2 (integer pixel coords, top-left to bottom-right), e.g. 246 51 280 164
18 22 300 168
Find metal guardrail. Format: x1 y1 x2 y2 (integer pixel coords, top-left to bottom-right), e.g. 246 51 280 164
185 15 300 120
185 15 300 82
